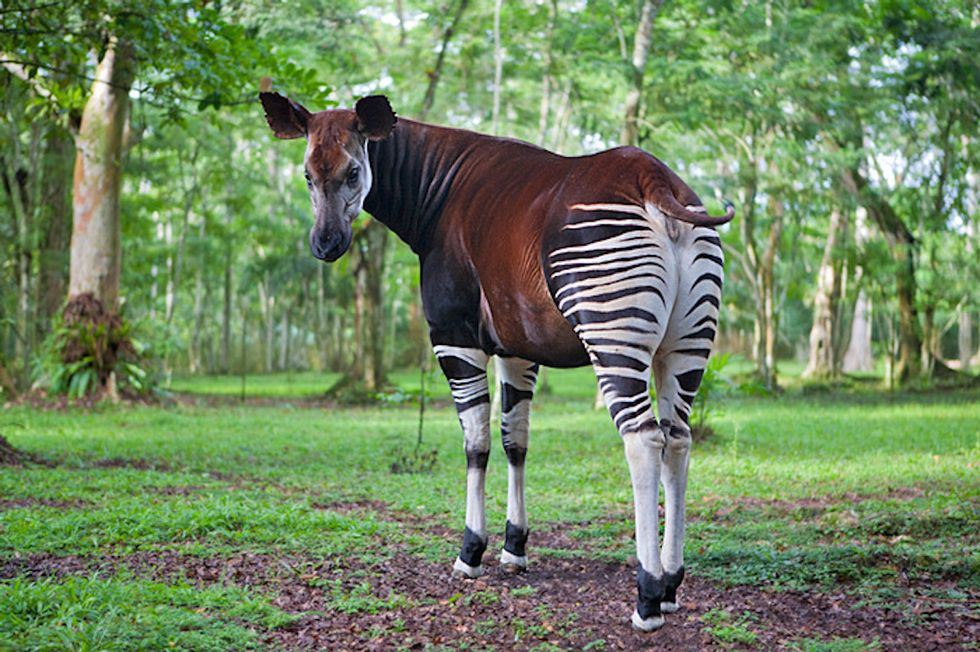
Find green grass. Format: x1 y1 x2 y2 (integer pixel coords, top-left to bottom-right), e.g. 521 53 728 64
0 574 294 651
2 370 978 649
701 608 759 648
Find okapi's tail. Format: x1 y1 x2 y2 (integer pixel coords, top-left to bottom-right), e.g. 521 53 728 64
653 191 736 228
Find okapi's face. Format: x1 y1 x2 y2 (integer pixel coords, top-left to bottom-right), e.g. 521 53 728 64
259 93 397 261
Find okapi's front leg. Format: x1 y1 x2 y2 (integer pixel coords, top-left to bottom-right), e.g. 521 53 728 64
495 356 538 572
434 345 492 579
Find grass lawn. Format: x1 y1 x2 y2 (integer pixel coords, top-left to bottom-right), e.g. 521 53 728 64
1 369 978 650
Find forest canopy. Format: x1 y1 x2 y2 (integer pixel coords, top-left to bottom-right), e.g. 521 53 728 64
1 0 977 398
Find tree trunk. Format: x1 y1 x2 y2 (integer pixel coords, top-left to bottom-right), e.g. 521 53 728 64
759 195 784 389
189 217 207 374
804 208 847 379
315 263 327 371
1 137 32 387
843 291 874 373
537 0 558 145
960 309 973 372
491 0 504 134
418 0 470 121
839 161 921 382
37 126 74 334
621 0 665 147
258 274 275 373
351 219 389 391
68 38 134 309
278 308 290 371
166 144 201 325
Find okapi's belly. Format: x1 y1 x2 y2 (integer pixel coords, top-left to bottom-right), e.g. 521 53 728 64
478 264 590 368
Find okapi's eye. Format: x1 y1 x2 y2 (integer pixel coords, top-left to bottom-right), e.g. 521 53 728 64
347 166 360 186
304 170 312 188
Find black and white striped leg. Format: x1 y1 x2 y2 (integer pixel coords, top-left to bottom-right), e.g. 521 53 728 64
619 411 668 631
496 356 538 573
548 203 681 630
435 345 491 579
652 352 707 613
656 227 722 613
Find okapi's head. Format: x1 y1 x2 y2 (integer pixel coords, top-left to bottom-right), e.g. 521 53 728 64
259 92 397 261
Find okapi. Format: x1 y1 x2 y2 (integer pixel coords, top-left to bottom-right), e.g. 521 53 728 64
260 92 733 631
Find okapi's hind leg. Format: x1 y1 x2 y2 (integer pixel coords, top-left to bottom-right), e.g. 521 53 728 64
654 224 724 613
434 345 492 579
651 352 703 614
495 356 539 573
547 204 676 631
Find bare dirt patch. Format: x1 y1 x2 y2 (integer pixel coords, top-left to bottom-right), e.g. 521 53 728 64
0 435 53 467
3 545 975 650
0 497 90 511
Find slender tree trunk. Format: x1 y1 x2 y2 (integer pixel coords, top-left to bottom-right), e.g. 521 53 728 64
843 291 874 373
842 208 873 373
959 309 973 372
838 149 922 382
621 0 665 147
2 146 31 386
166 144 200 325
804 208 848 379
189 217 207 374
278 308 290 371
537 0 557 145
258 275 275 373
221 240 232 373
68 38 134 309
491 0 504 134
37 126 73 333
350 220 389 390
315 263 327 371
418 0 470 121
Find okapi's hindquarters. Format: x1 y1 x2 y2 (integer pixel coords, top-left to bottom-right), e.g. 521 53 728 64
547 203 721 630
496 356 539 572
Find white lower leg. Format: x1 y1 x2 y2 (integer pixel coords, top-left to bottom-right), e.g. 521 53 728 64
500 463 528 569
624 429 667 631
452 395 490 579
660 425 690 613
453 464 488 578
497 357 536 570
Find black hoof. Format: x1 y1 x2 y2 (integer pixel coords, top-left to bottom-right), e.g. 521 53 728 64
663 566 685 604
459 526 487 568
635 565 667 621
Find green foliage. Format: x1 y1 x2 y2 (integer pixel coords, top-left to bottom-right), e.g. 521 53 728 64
319 579 410 614
33 295 155 399
700 609 759 648
389 446 440 475
690 352 733 438
787 636 881 652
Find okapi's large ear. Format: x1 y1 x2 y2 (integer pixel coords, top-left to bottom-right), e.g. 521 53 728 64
259 92 311 140
355 95 397 141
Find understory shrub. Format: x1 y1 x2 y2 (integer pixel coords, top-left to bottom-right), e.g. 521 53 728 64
33 293 155 399
690 352 733 439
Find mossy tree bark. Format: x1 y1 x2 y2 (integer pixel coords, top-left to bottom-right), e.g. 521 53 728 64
68 38 134 310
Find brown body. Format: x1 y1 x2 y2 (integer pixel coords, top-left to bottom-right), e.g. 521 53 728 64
362 118 724 367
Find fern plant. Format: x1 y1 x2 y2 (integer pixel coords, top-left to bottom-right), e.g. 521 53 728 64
34 294 154 400
690 352 733 439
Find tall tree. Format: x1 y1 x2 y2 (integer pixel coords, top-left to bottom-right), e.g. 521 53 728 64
803 208 848 379
69 38 134 308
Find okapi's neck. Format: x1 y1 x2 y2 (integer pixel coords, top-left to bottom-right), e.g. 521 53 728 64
364 119 476 254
